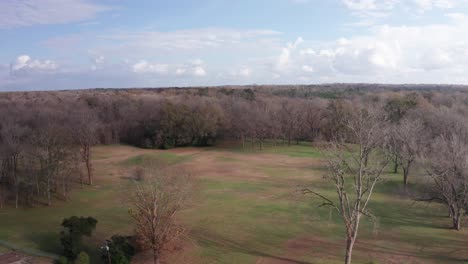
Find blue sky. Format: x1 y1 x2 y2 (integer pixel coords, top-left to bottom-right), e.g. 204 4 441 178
1 0 468 91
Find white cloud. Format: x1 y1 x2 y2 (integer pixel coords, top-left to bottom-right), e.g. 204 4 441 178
300 48 316 55
302 65 314 73
238 67 252 77
132 59 207 77
342 0 398 17
412 0 455 11
10 55 58 73
342 0 458 18
190 59 204 65
132 60 169 74
230 66 252 77
193 66 206 77
175 68 187 75
90 55 105 71
276 37 304 72
99 28 281 51
272 13 468 83
0 0 112 28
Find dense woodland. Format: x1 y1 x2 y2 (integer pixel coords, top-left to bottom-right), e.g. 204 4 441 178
1 84 468 218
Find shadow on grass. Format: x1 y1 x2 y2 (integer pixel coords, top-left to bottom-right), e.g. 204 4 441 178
26 232 61 255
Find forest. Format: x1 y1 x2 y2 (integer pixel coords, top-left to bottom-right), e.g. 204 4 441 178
2 84 468 264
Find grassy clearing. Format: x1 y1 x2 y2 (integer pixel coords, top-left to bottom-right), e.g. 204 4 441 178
214 140 324 158
0 143 468 263
120 152 193 167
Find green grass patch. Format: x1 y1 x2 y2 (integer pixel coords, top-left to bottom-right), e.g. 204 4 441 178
1 144 468 264
120 152 192 167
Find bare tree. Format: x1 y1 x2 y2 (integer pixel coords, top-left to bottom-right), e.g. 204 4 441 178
390 118 426 186
300 99 327 142
302 105 389 264
30 118 75 206
129 163 194 264
423 127 468 230
278 99 302 146
0 119 28 208
70 109 99 185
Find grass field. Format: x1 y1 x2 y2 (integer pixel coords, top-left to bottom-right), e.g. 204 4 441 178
1 143 468 263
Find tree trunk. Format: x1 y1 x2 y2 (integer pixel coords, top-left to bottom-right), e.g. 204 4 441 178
152 248 159 264
13 156 18 208
241 134 245 150
47 176 51 206
86 159 92 185
403 167 409 186
83 145 93 185
344 237 355 264
393 156 398 174
452 211 462 230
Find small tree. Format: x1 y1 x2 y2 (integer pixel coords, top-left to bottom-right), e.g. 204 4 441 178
60 216 97 260
129 163 193 264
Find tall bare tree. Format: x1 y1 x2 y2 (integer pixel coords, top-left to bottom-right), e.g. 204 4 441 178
389 118 426 186
424 127 468 230
129 163 193 264
0 119 28 208
302 105 389 264
70 109 99 185
30 118 74 206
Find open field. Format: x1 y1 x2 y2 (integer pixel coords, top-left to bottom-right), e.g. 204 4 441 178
1 143 468 263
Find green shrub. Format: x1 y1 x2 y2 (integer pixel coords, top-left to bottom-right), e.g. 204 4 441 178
74 252 89 264
110 249 129 264
101 235 136 264
60 216 97 260
55 256 68 264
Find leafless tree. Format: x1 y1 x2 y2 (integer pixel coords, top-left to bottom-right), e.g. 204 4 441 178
423 125 468 230
300 99 327 142
0 119 28 208
30 119 75 206
128 162 194 264
70 109 99 185
302 105 389 264
388 118 426 186
278 99 302 146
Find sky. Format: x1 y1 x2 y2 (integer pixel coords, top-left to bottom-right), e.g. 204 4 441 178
1 0 468 91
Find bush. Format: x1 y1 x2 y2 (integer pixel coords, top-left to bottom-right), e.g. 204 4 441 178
101 235 136 264
75 252 89 264
133 167 145 181
109 249 129 264
55 256 68 264
109 235 135 260
60 216 97 260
